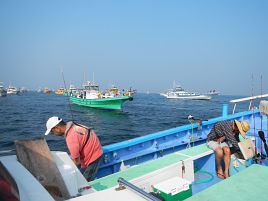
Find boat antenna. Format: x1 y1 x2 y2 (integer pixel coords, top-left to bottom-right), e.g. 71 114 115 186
260 75 263 155
61 69 75 121
83 70 87 85
251 74 257 151
93 72 95 84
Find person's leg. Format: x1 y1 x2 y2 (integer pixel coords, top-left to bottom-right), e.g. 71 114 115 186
222 146 231 178
83 156 102 181
207 141 225 179
214 147 225 179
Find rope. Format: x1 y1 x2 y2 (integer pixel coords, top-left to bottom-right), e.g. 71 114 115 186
193 170 214 184
61 69 75 121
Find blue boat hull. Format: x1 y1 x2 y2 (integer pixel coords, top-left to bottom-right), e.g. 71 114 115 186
96 108 267 178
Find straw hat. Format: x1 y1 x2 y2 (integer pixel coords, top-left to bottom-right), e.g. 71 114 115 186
234 120 250 136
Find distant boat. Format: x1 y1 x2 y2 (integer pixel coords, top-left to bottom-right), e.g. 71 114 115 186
43 87 52 94
123 87 136 98
55 87 65 95
70 81 131 111
0 82 7 97
206 89 220 95
64 84 79 97
69 84 77 94
20 87 28 93
7 85 19 95
161 82 211 100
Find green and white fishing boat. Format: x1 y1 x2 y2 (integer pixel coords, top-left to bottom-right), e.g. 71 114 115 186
69 81 132 111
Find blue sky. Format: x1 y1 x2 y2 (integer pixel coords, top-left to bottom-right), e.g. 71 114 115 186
0 0 267 95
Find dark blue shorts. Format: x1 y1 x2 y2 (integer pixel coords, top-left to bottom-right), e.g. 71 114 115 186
80 155 103 182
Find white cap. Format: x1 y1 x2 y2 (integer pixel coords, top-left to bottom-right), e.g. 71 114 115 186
45 116 62 135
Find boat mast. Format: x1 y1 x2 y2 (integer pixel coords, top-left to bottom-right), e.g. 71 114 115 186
93 72 95 84
83 71 86 84
173 80 176 88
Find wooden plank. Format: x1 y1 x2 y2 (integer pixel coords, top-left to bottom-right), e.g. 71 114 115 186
15 138 70 201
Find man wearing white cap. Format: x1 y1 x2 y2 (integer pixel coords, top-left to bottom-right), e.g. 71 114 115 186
207 120 250 179
45 116 103 181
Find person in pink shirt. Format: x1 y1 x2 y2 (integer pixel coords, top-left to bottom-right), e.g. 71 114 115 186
45 116 103 181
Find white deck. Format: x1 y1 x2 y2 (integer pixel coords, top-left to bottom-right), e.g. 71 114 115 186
67 188 147 201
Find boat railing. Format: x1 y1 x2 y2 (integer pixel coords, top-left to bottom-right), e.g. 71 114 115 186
229 93 268 114
117 177 161 201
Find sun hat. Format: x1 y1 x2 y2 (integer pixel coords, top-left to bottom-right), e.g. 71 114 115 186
235 120 250 136
44 116 62 135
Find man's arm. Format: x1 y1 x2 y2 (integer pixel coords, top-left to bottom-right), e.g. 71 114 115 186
224 131 240 151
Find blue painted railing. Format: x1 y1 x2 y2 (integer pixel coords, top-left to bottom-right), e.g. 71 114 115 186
96 107 265 178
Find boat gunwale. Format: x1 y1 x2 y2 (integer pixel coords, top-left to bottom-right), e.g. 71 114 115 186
103 109 259 152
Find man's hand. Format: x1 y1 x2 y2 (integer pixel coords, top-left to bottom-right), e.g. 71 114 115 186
72 157 81 166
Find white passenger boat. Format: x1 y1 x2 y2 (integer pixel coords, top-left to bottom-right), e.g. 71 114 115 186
161 83 211 100
7 86 19 95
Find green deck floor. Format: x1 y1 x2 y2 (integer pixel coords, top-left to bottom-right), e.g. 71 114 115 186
186 164 268 201
89 144 212 191
179 144 212 157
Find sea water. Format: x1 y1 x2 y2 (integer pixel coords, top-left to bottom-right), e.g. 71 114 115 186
0 92 248 153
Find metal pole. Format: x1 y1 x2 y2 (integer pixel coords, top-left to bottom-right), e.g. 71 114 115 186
117 177 161 201
222 104 228 116
232 103 236 114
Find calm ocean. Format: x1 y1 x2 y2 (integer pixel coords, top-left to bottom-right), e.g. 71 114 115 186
0 92 248 153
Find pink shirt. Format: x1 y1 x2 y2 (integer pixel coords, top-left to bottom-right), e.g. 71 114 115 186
65 122 103 168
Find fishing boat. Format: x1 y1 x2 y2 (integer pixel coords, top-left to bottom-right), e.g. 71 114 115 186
1 94 268 201
55 87 65 95
37 88 42 93
43 87 53 94
161 83 211 100
206 89 220 96
70 81 131 111
6 85 19 95
123 87 136 98
20 87 28 93
69 84 78 95
64 85 79 97
0 82 7 97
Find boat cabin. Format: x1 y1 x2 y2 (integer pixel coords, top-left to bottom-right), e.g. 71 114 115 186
81 81 101 99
